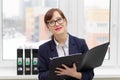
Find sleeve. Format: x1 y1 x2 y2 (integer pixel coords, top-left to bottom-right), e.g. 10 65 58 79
81 69 94 80
81 39 94 80
38 45 49 80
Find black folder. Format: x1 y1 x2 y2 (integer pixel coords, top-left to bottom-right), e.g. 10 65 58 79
49 42 109 80
17 49 23 75
32 49 38 75
25 49 31 75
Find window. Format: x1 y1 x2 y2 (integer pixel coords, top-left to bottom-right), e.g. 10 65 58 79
0 0 119 68
59 0 118 66
2 0 58 60
0 0 58 67
84 0 110 60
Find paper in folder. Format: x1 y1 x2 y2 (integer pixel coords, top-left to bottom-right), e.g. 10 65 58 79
49 42 109 80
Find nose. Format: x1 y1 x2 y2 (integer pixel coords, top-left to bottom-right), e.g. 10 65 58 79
55 22 59 26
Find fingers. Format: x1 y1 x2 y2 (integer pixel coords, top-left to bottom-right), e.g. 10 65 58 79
55 64 68 72
73 63 76 69
61 64 69 69
55 64 68 76
55 63 77 76
56 63 76 71
54 70 63 75
55 67 65 76
56 67 65 71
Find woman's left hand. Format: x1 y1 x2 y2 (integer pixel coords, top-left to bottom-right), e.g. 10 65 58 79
55 63 78 77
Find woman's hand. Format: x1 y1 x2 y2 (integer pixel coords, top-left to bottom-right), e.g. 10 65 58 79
55 63 82 79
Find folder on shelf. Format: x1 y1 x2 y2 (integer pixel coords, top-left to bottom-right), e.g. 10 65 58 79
32 49 38 75
25 49 31 75
17 49 23 75
49 42 109 80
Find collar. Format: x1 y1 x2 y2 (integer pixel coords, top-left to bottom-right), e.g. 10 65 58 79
54 35 69 48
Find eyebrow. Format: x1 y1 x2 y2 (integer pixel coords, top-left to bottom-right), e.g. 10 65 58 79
50 17 62 21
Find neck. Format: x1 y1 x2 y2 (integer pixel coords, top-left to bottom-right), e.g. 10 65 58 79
54 33 68 44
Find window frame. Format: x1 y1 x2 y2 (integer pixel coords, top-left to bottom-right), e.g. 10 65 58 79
118 0 120 66
108 0 119 66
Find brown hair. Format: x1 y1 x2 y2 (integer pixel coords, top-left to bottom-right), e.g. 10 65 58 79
44 8 67 25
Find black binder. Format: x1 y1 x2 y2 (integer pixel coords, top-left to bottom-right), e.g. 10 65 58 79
17 49 23 75
49 42 109 80
32 49 38 75
25 49 31 75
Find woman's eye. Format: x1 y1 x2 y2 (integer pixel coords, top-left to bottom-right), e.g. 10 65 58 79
57 18 62 21
49 21 55 24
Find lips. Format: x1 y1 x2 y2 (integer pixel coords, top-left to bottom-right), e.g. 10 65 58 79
55 27 62 31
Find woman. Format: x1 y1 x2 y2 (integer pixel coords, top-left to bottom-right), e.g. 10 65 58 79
38 8 94 80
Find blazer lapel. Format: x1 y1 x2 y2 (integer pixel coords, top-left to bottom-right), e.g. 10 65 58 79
50 39 58 58
69 35 78 55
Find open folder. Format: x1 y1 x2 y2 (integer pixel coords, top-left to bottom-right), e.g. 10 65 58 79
49 42 109 80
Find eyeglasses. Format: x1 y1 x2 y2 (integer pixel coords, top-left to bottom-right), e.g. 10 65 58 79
47 17 64 27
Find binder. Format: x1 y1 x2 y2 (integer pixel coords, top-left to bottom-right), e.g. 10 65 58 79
17 49 23 75
32 49 38 75
25 49 31 75
49 42 109 80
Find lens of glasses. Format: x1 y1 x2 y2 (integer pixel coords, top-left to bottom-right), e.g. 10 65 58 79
48 18 64 27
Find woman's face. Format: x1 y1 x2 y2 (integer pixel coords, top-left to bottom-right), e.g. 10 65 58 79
47 11 67 36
